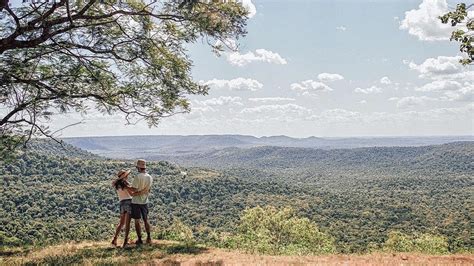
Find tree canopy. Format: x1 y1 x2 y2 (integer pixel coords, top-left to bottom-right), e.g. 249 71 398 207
0 0 248 151
440 3 473 65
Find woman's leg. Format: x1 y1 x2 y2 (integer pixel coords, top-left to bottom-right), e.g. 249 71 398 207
123 212 131 247
112 213 126 246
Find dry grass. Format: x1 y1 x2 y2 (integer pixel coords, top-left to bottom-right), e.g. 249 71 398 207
1 241 473 266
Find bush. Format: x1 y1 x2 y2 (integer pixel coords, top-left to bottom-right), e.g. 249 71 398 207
0 231 21 247
383 231 448 254
161 220 195 244
230 206 335 255
414 233 449 254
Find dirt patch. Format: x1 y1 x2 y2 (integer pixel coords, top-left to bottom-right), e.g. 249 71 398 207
2 241 473 266
149 249 474 266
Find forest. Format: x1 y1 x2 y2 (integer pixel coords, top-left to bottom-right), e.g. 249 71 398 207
0 140 472 254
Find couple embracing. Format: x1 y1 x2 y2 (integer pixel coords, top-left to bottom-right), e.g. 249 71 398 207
111 159 153 248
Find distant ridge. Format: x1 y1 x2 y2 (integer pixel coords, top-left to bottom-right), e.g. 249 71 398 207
63 134 474 159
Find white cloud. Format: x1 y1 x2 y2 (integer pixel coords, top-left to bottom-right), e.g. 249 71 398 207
380 76 392 85
240 0 257 18
203 78 263 91
354 86 382 94
336 26 347 31
291 80 333 96
399 0 453 41
442 83 474 102
407 56 474 83
310 109 361 123
389 96 439 108
407 56 469 78
197 96 243 107
415 80 463 92
240 103 313 121
359 100 367 104
225 49 287 67
248 97 296 103
317 73 344 82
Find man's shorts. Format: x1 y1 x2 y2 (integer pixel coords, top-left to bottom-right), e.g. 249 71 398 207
119 199 132 214
131 203 148 220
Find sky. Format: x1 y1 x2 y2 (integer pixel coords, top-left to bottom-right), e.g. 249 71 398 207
23 0 474 137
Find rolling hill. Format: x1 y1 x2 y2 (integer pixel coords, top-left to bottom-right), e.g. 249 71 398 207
63 135 474 159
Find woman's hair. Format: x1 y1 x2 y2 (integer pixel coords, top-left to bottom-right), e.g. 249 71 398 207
114 178 129 190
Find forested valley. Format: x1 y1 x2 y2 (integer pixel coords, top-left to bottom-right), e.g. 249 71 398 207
1 140 472 254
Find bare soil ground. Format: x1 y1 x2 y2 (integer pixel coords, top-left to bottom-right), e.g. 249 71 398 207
1 240 472 266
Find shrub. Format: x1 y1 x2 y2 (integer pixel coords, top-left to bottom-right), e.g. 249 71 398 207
161 220 195 245
231 206 335 255
383 231 449 254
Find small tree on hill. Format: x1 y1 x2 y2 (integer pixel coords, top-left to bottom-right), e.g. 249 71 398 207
231 206 335 255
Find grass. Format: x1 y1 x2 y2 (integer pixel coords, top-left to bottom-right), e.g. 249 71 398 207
0 241 208 265
1 241 473 266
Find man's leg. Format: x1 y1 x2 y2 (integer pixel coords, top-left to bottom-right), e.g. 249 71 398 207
143 217 151 244
135 218 143 244
141 204 152 244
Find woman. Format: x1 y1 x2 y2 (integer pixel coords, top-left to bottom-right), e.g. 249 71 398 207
111 169 142 247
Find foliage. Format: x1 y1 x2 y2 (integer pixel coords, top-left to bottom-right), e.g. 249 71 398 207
0 141 472 254
0 0 247 145
440 3 473 65
384 231 449 255
228 206 335 255
161 219 195 245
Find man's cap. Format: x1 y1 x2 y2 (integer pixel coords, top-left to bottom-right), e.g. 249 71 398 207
136 159 146 169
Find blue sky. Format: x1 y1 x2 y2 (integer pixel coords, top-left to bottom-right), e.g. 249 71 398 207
42 0 473 137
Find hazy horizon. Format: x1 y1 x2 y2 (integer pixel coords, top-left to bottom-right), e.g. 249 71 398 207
59 133 474 139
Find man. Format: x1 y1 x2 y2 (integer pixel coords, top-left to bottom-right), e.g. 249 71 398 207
123 159 153 247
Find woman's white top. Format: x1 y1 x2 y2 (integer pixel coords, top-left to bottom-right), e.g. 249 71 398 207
117 188 132 201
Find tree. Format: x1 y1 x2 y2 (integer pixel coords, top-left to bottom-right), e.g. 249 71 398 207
440 3 473 65
230 206 335 255
0 0 247 151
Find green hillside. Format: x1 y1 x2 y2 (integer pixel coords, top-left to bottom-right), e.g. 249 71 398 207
1 141 472 254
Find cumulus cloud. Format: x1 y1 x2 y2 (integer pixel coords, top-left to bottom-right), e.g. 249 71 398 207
291 80 333 97
399 0 453 41
354 86 382 94
408 57 473 102
389 96 439 108
310 109 361 123
415 80 463 92
240 103 313 121
196 96 243 107
240 0 257 18
441 83 474 102
317 73 344 82
225 49 287 67
380 76 392 85
248 97 296 103
407 56 470 79
336 26 347 31
202 78 263 91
